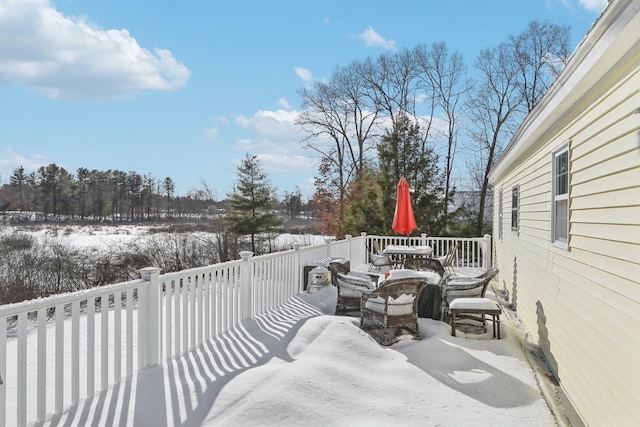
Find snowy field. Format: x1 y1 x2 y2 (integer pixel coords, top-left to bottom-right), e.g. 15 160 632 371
0 224 327 252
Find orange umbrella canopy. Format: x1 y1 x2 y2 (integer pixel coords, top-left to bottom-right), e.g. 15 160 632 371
392 177 417 236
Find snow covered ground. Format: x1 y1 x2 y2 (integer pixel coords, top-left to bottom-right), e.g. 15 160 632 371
4 285 561 427
0 224 327 253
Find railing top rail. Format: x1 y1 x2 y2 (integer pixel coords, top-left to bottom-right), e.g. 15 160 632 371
158 258 244 281
366 235 487 242
0 277 145 318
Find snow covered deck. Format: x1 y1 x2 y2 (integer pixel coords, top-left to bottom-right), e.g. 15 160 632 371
29 288 559 426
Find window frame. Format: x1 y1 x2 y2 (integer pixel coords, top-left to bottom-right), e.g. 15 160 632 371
498 188 503 241
551 144 570 249
511 185 519 233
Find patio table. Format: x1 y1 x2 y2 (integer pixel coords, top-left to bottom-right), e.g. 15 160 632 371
382 245 433 268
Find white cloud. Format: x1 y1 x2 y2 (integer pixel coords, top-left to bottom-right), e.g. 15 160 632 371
235 109 300 138
0 149 50 183
357 26 396 50
579 0 608 12
205 127 218 143
294 67 313 83
232 109 314 174
256 153 314 173
0 0 190 100
277 98 291 109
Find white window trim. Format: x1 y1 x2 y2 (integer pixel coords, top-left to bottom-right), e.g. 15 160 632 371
498 188 503 241
511 185 519 234
552 143 569 249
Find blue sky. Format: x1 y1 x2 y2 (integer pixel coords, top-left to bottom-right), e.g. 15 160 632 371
0 0 607 200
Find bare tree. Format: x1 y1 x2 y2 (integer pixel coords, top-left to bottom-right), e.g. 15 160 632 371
296 60 382 230
465 21 571 234
511 21 571 113
358 48 419 126
415 42 468 229
466 43 524 234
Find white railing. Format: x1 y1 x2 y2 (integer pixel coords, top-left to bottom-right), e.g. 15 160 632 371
366 234 492 270
0 233 490 426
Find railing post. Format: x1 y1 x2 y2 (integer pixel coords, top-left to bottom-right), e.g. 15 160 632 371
324 237 332 258
239 251 253 320
345 235 352 263
361 232 368 260
421 233 427 246
293 243 302 293
482 234 493 269
139 267 162 367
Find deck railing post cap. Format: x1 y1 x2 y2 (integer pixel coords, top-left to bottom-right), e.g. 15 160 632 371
139 266 162 279
292 243 302 251
360 232 367 237
239 251 253 261
345 234 352 240
324 237 332 244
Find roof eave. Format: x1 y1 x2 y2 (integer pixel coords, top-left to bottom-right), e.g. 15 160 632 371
489 0 640 183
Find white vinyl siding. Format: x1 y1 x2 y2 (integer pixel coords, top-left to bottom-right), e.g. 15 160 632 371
490 8 640 425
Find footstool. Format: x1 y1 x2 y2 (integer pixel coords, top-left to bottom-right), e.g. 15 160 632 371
449 297 502 338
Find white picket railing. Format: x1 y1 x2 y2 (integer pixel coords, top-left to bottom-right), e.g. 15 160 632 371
0 233 490 426
366 234 493 270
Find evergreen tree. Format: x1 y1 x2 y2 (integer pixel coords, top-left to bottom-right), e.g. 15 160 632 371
343 167 386 236
377 116 450 235
9 166 27 211
226 153 282 255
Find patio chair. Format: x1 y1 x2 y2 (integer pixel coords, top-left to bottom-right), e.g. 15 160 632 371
328 262 377 316
360 269 427 345
350 253 394 285
436 243 459 276
442 268 499 330
403 257 446 278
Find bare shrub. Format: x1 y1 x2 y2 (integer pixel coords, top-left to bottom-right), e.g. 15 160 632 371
131 233 219 273
0 233 41 304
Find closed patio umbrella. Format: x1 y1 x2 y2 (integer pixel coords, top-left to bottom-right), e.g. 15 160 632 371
392 177 417 237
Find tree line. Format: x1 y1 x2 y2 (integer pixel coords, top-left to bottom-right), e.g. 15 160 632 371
1 165 183 221
0 164 311 223
298 21 570 238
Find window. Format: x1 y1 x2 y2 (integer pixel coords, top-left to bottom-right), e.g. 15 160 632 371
511 186 519 232
552 145 569 247
498 188 503 241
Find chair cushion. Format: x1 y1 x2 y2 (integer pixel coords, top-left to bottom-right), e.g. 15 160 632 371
364 293 416 316
449 297 500 311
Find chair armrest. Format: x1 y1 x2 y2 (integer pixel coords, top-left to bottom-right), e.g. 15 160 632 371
337 273 375 291
349 270 382 286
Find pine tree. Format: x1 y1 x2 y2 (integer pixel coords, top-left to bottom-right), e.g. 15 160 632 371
226 154 282 255
377 116 450 235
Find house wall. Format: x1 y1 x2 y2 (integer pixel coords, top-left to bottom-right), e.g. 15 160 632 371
492 40 640 427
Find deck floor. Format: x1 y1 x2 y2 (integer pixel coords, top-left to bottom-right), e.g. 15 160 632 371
31 281 568 427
